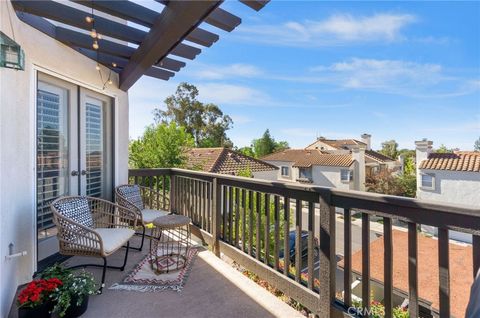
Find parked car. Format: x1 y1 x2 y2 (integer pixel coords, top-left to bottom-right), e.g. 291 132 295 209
279 230 319 262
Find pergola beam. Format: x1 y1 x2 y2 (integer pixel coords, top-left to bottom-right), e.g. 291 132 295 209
12 0 146 44
239 0 270 11
205 7 241 32
120 0 222 91
72 0 158 27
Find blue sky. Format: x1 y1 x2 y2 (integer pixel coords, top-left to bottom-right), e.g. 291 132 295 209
129 1 480 151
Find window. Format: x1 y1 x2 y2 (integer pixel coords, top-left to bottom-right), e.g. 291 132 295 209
421 173 435 190
341 169 353 182
299 167 312 180
281 166 289 177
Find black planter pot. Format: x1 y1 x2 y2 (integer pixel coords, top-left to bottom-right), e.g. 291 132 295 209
64 295 89 318
18 301 53 318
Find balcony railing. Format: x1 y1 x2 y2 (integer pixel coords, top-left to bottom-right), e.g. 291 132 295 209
128 168 480 318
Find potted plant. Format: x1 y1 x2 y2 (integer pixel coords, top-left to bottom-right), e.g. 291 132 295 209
17 278 63 318
39 264 98 318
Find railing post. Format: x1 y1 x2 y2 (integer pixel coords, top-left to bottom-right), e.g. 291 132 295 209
212 177 222 257
319 191 335 317
169 171 176 214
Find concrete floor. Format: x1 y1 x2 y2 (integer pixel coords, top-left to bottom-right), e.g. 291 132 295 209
11 236 303 318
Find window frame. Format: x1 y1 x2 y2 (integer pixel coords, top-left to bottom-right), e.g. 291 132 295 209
281 166 290 177
420 172 435 190
341 169 353 182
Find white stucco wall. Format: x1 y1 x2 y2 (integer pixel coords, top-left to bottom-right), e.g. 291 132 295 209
252 170 278 181
417 169 480 207
0 2 129 315
264 160 356 190
311 165 354 190
417 169 480 243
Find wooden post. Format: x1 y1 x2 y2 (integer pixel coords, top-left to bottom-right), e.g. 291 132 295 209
212 177 222 257
169 173 176 214
319 191 335 316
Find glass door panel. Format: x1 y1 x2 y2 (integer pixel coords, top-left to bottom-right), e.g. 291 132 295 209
80 89 112 200
36 75 78 262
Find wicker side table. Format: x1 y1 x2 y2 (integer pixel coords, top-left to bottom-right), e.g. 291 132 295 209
150 215 191 274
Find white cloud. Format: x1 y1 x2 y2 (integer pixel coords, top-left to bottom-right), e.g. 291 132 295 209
196 83 272 106
191 63 262 80
236 13 416 47
230 114 253 124
312 58 444 90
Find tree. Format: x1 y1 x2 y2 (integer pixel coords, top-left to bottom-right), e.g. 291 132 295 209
365 169 416 198
379 140 399 159
435 144 453 153
474 137 480 152
251 129 289 158
236 146 255 158
153 82 233 148
129 122 194 168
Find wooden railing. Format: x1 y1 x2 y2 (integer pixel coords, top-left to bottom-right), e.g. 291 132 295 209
129 168 480 318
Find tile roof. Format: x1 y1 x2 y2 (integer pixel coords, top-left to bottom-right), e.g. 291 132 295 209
307 138 366 150
419 151 480 172
185 148 278 175
261 149 354 168
365 150 396 163
338 230 473 318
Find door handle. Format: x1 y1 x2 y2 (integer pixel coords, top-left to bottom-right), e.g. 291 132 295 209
81 170 89 176
71 170 79 176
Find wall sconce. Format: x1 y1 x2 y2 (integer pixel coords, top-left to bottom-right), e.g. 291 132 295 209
0 31 25 71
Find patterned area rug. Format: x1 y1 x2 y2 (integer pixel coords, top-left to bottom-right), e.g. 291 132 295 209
109 247 198 292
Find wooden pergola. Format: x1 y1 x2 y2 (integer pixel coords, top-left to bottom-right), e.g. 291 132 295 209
11 0 269 91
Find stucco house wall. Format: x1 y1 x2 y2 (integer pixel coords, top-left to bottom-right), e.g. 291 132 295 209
311 165 353 190
0 2 129 315
252 170 279 181
417 169 480 207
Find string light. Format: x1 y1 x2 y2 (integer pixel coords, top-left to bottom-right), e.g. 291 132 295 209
97 34 102 40
90 28 97 38
92 40 99 50
95 63 100 71
108 79 113 85
85 16 93 23
112 62 117 68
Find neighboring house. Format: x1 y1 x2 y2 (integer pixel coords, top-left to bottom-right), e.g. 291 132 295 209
261 149 362 191
338 229 473 318
306 134 401 176
415 139 480 242
185 147 278 179
0 1 265 316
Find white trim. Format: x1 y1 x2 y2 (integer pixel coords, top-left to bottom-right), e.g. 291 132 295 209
31 68 38 272
32 64 118 98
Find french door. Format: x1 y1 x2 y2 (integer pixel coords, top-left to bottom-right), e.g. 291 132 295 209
36 72 113 263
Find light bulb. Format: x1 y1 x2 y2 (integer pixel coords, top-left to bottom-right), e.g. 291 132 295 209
97 33 102 40
112 62 117 68
95 64 100 71
90 29 97 38
108 79 113 85
92 40 99 50
85 16 93 23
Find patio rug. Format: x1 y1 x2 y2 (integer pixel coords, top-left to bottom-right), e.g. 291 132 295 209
109 246 198 292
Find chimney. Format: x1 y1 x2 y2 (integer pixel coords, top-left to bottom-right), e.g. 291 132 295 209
361 133 371 151
351 144 366 191
415 139 433 192
415 139 433 168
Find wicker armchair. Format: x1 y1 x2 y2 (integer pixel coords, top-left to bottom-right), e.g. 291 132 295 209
115 184 171 251
50 196 137 292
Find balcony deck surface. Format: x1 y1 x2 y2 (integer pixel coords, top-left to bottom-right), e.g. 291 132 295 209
11 236 303 318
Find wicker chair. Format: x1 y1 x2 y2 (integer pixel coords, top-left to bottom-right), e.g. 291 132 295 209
115 184 170 251
50 196 137 293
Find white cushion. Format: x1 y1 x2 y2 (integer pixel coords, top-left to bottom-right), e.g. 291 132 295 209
94 228 135 254
141 209 169 223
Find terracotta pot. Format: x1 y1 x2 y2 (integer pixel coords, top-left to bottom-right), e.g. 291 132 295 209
18 301 53 318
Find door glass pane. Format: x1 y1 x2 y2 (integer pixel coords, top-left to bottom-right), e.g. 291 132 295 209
37 86 69 241
85 102 104 197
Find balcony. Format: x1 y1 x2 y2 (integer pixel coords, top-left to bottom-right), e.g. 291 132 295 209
126 168 480 317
